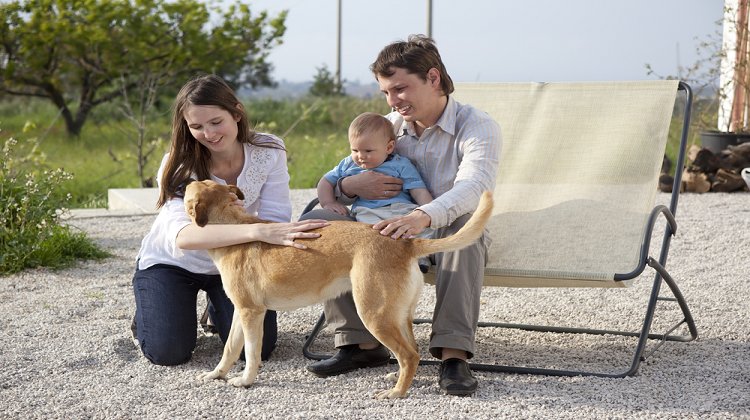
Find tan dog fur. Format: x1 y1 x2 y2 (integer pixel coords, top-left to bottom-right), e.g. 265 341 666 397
184 179 493 399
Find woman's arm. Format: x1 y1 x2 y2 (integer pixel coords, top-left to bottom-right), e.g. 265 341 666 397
176 219 329 250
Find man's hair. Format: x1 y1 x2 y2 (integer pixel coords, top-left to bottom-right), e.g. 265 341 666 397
349 112 395 143
370 34 454 95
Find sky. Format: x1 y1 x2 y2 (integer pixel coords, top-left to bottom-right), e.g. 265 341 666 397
245 0 725 86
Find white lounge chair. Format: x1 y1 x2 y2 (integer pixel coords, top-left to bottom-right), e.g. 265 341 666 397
302 80 697 377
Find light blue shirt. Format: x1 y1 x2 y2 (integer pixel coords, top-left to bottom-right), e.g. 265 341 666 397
324 154 426 210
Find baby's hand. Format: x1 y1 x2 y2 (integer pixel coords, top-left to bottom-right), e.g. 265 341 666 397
321 202 349 216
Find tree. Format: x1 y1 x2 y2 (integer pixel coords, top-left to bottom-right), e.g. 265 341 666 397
0 0 287 136
115 70 166 187
309 64 345 97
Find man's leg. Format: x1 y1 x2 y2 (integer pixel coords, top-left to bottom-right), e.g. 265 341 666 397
300 207 390 376
430 213 489 395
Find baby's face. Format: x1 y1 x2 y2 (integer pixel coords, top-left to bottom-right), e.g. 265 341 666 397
349 132 394 170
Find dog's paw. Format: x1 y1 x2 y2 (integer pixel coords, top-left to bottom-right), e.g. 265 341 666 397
385 372 399 383
228 376 255 388
196 370 225 382
374 388 407 400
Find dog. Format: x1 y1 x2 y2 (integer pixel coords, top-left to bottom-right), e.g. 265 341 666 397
184 179 493 399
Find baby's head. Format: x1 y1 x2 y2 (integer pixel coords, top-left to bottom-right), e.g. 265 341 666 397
348 112 396 170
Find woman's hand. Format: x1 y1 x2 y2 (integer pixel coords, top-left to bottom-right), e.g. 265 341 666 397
229 192 243 207
256 219 330 249
177 219 330 251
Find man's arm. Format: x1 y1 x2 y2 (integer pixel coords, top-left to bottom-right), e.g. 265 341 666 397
339 171 404 201
372 209 431 239
417 117 501 228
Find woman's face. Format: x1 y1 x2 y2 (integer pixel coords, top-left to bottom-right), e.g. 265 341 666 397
183 104 240 153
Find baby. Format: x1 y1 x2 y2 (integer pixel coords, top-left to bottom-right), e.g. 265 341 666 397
317 112 434 270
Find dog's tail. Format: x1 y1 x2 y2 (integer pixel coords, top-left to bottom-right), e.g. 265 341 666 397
411 191 493 257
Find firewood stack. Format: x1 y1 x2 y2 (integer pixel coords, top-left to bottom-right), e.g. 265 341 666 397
659 142 750 193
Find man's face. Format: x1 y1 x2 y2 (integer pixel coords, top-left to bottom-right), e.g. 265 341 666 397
377 67 442 126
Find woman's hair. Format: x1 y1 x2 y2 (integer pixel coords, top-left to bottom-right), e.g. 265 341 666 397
157 74 281 207
348 112 395 144
369 34 454 96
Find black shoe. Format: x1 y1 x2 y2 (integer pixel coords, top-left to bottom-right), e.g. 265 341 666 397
130 317 139 349
199 307 218 336
418 257 431 273
307 344 390 377
438 358 478 396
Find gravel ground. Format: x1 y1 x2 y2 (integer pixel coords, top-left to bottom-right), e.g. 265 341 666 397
1 191 749 419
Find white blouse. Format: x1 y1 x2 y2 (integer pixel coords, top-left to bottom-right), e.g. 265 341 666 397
136 134 292 274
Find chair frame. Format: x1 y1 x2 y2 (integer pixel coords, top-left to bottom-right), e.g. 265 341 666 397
301 81 697 378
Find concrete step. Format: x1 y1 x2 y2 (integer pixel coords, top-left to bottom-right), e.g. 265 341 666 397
69 188 318 220
108 188 159 213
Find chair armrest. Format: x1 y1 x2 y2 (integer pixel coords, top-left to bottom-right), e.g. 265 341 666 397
301 197 320 217
614 205 676 280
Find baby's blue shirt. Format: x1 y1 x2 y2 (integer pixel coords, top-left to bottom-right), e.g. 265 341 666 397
323 154 427 210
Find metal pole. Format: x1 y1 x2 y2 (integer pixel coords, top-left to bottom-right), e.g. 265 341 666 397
426 0 432 37
336 0 342 93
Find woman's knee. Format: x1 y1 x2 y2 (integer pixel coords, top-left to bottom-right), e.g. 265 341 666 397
140 340 193 366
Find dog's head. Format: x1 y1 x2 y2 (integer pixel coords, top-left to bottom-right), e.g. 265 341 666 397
184 180 245 227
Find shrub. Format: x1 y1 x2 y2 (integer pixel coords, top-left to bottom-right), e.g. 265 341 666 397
0 135 110 275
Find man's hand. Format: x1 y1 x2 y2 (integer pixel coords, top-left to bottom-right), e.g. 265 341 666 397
341 171 403 200
373 209 431 239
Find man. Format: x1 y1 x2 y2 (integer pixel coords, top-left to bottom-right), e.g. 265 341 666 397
303 34 501 396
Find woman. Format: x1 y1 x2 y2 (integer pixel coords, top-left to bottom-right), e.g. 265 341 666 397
132 74 327 366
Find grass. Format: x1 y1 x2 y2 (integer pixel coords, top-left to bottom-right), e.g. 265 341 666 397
1 133 111 275
0 94 708 209
0 96 388 208
22 224 111 271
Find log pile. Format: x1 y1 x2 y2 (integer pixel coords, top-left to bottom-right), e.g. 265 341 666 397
660 142 750 193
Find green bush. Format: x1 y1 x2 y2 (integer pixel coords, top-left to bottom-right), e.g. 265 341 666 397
0 135 110 275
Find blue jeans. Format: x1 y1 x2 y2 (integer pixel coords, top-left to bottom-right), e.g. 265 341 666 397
132 263 277 366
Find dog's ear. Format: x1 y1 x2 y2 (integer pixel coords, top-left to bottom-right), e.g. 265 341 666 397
193 201 209 227
186 197 209 227
229 185 244 200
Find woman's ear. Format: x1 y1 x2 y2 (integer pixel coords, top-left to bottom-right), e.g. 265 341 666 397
234 103 244 122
